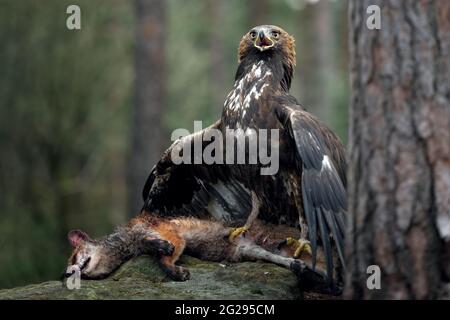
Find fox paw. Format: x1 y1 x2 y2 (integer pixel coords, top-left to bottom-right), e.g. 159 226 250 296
170 266 191 282
290 259 307 276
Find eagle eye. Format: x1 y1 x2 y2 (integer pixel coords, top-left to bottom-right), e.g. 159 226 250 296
249 31 257 39
271 31 280 39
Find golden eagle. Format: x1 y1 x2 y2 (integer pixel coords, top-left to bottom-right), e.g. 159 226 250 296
142 25 347 286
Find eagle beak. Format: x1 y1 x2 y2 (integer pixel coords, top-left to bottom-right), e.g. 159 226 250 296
254 31 274 51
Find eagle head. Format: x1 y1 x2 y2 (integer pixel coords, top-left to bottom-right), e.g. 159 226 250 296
238 25 296 68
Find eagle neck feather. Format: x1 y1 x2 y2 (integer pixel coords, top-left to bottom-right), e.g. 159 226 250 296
235 52 293 92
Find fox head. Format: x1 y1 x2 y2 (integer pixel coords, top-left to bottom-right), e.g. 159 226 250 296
65 229 121 279
64 220 175 280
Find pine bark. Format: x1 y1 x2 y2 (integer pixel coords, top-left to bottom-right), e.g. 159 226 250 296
346 0 450 299
128 0 166 216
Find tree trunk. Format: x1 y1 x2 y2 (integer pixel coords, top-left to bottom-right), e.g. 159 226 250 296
128 0 166 216
346 0 450 299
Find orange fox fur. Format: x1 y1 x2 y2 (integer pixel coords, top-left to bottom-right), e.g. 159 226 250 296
66 210 337 293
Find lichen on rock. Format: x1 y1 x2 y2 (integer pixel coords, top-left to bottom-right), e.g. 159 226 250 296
0 256 304 300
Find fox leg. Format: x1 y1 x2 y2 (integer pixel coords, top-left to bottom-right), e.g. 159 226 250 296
157 233 190 281
232 238 334 294
233 238 299 269
142 237 175 256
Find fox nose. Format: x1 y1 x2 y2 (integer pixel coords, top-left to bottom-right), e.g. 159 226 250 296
65 270 75 278
62 264 82 279
60 269 75 280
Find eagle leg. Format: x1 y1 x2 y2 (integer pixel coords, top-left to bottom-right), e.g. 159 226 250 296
278 237 312 258
277 213 312 258
290 215 313 258
228 191 260 243
228 226 249 242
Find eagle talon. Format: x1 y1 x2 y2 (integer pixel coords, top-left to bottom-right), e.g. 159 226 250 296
228 226 249 242
281 237 312 258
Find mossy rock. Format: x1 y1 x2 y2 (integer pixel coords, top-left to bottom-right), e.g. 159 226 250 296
0 256 305 300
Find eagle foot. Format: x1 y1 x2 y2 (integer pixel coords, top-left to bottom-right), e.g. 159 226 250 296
228 226 249 242
279 237 312 258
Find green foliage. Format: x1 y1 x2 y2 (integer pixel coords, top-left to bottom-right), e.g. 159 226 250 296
0 0 133 288
165 0 248 132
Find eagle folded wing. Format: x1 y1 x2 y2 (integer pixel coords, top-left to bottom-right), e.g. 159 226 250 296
141 122 252 223
278 105 347 283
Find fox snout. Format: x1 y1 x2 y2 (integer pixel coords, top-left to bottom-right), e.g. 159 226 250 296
66 229 118 279
62 264 81 279
63 256 91 278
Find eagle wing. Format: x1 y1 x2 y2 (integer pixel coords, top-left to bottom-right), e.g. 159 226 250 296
142 121 252 224
276 104 347 282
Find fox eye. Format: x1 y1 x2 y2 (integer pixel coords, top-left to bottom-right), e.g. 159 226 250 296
249 31 257 39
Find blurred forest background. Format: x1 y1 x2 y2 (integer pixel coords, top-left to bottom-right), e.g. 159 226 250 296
0 0 348 289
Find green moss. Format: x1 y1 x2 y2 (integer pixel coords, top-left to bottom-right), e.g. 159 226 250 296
0 255 302 300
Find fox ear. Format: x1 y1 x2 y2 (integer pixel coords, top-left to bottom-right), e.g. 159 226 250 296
68 230 90 248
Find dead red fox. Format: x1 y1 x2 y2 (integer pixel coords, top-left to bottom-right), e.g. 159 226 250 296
65 210 339 293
